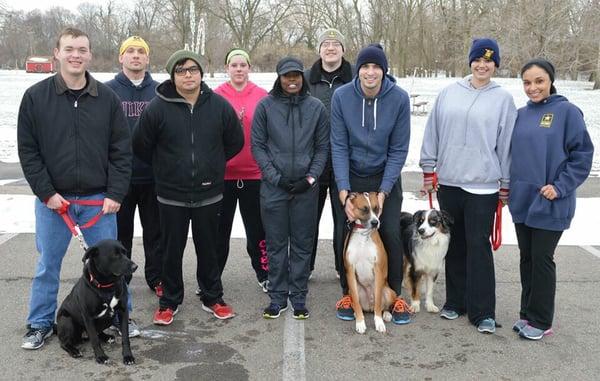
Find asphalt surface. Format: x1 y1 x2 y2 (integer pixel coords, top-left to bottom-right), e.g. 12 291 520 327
1 162 600 380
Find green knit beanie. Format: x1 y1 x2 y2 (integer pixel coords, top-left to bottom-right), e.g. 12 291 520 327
165 49 204 77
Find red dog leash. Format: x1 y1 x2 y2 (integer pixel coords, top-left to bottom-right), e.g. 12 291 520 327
55 199 105 251
428 173 438 209
491 200 503 251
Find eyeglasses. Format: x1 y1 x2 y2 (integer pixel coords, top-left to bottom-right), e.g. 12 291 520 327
174 65 201 76
321 41 342 49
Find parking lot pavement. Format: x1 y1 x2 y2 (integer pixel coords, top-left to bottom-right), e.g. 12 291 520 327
1 233 600 380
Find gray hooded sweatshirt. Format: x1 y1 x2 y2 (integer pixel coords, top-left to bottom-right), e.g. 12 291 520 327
419 76 517 190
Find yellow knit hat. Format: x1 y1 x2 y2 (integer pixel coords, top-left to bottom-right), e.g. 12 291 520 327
119 36 149 56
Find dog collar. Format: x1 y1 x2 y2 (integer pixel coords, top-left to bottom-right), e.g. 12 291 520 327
88 273 115 289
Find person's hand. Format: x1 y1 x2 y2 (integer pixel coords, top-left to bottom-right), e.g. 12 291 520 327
45 193 69 211
103 198 121 214
499 188 509 206
377 192 386 217
278 176 293 192
540 184 557 200
288 178 312 194
420 172 437 196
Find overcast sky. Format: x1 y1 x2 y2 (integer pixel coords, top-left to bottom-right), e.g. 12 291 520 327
5 0 114 12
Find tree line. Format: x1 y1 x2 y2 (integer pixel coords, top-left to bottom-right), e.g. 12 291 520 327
1 0 599 88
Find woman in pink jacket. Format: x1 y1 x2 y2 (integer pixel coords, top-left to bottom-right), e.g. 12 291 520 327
210 48 269 293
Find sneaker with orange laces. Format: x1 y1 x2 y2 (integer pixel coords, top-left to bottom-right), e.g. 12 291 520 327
336 295 355 321
202 299 236 320
391 297 413 325
153 306 178 325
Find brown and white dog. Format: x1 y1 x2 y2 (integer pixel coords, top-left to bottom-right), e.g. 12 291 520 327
400 210 452 313
344 192 397 334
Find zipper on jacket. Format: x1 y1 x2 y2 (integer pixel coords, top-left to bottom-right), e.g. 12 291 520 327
74 92 84 192
189 104 196 201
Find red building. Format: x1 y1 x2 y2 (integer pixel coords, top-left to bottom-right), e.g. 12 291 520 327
25 56 55 73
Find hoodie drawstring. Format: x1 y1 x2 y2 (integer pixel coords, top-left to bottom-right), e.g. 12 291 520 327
361 98 378 130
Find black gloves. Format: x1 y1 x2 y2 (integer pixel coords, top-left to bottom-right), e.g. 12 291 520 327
288 178 312 194
277 176 313 194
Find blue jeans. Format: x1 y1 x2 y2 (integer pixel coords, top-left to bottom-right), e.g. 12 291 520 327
27 194 123 329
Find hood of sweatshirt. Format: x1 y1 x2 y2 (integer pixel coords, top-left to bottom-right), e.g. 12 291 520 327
526 93 568 107
215 80 261 99
457 75 500 92
114 71 156 89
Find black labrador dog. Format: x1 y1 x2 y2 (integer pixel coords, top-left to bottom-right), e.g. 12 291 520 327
57 239 137 365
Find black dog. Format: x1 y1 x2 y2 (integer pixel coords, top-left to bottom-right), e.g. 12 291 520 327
57 239 137 365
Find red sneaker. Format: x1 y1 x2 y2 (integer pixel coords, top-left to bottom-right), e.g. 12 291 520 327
154 283 164 298
153 306 178 325
202 299 236 320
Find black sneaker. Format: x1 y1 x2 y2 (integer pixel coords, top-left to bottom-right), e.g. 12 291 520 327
263 303 288 319
292 304 310 320
21 325 53 350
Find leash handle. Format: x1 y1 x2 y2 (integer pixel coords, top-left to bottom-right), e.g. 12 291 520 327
54 199 105 251
491 200 502 251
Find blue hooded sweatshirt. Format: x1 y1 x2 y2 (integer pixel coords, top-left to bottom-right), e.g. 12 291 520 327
509 94 594 231
106 71 158 184
330 74 410 193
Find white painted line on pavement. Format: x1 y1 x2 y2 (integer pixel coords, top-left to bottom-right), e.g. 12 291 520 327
282 310 306 381
581 245 600 259
0 233 16 246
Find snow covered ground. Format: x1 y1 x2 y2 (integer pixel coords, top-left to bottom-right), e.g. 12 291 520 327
1 70 599 245
1 70 599 175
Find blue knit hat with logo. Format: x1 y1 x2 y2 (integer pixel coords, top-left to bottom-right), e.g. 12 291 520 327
468 38 500 67
355 43 388 74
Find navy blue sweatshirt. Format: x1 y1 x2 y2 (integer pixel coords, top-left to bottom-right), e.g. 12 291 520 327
509 94 594 231
106 72 158 184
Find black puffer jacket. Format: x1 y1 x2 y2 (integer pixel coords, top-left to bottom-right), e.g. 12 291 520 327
18 72 131 202
133 80 243 203
251 76 329 186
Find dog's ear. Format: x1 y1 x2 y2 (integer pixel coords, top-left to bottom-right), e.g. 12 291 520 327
440 210 454 227
413 210 424 224
82 246 98 263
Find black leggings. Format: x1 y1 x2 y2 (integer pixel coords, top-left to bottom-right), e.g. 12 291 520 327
514 223 562 330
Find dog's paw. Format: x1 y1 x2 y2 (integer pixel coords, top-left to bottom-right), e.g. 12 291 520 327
383 311 392 322
123 355 135 365
411 301 421 313
355 320 367 334
374 316 386 333
425 302 439 313
95 355 110 364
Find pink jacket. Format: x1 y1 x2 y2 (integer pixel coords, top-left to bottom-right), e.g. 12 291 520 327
214 81 268 180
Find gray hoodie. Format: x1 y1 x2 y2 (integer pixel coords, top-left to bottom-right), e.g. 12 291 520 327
419 76 517 190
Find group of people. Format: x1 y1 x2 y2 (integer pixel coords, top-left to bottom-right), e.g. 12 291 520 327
17 26 593 352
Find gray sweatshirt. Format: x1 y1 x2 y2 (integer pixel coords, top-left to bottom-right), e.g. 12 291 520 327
419 76 517 190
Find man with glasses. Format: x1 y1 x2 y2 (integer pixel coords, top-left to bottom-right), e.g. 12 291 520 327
133 50 244 325
304 28 353 281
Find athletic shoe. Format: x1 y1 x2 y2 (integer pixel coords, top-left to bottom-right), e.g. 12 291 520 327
391 297 413 325
202 299 236 320
477 318 496 334
335 295 355 321
258 280 269 293
512 319 528 332
440 308 459 320
519 324 553 340
21 326 53 350
292 304 310 320
153 307 179 325
195 288 202 296
154 283 164 298
308 272 313 281
263 303 288 319
110 317 141 338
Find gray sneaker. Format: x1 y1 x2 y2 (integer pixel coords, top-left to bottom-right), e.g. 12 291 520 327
512 319 528 332
440 308 459 320
22 326 53 350
477 318 496 334
519 324 553 340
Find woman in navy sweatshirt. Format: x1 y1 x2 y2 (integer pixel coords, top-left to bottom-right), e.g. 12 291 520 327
509 58 594 340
